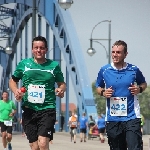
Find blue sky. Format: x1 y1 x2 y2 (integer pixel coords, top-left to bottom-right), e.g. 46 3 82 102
69 0 150 85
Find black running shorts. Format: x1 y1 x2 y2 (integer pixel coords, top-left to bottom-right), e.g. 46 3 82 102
0 121 12 134
98 127 105 134
22 107 56 143
80 128 87 133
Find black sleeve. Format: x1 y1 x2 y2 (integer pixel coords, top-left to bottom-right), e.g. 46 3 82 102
12 75 20 82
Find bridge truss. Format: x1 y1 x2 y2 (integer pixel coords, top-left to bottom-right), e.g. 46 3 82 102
0 0 97 131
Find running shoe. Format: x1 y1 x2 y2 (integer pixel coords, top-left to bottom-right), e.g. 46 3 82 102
100 139 105 143
8 142 12 150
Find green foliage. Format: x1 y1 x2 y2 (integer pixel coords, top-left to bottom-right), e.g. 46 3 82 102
92 82 150 119
92 81 106 115
138 85 150 119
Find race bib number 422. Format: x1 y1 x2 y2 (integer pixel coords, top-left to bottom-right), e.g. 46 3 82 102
110 97 127 116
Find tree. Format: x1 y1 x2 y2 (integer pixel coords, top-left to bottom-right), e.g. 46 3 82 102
138 85 150 119
92 81 106 115
92 81 150 119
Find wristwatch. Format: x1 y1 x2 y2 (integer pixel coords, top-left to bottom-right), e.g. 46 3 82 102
139 87 143 93
100 90 105 96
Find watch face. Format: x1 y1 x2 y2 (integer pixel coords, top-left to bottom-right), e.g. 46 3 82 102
101 90 105 96
139 87 143 93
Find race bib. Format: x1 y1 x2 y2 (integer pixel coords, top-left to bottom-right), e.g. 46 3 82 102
71 122 77 126
4 120 12 126
110 97 127 116
28 84 45 103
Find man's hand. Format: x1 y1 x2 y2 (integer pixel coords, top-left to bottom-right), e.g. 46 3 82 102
55 88 64 98
104 86 114 98
128 84 140 95
14 89 24 101
9 112 14 117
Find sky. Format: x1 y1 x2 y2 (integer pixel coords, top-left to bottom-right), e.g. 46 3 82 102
0 1 150 105
69 0 150 85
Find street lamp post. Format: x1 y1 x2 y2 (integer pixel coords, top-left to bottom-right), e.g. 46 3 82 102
32 0 37 39
0 38 13 55
32 0 73 38
93 41 109 59
58 0 73 10
87 20 111 64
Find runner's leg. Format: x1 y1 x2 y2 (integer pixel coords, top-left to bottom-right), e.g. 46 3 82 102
2 132 7 148
80 129 83 142
22 108 39 150
1 122 8 149
106 121 127 150
126 119 142 150
37 109 56 150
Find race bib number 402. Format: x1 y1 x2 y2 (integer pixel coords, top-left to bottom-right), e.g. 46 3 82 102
110 97 127 116
28 84 45 104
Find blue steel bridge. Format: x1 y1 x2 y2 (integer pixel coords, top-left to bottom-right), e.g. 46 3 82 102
0 0 97 132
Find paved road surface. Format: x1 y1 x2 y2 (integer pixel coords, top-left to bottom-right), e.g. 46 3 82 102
0 132 149 150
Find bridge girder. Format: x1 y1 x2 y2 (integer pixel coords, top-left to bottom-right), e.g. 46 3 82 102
0 0 97 123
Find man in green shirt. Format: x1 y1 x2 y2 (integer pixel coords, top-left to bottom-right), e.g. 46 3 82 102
9 36 66 150
0 91 17 150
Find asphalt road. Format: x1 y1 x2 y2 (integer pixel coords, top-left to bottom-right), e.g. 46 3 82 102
0 132 149 150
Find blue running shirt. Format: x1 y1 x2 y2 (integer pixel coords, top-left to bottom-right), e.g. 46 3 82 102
97 118 105 129
95 63 146 121
79 117 87 129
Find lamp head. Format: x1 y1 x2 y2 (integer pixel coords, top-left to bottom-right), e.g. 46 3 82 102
5 46 12 54
87 47 96 56
58 0 73 10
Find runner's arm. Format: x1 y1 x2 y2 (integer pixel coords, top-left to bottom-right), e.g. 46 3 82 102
129 82 147 95
56 82 66 92
55 82 66 98
9 77 19 94
138 82 147 93
9 108 17 117
12 109 17 115
9 77 23 101
97 86 114 98
96 87 105 96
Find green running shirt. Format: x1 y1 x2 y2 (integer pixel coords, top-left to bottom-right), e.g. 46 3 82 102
0 100 16 122
13 58 64 111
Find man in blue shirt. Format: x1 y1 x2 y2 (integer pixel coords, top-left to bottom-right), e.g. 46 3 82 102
97 114 105 143
79 113 88 142
95 40 147 150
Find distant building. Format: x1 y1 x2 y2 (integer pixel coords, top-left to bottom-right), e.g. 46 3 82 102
61 103 77 112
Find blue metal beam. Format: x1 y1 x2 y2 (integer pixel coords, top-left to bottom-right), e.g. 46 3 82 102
0 0 98 129
0 24 10 36
0 5 14 20
52 1 97 118
0 45 5 51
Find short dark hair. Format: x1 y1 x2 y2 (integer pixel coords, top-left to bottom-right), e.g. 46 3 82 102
112 40 127 53
32 36 48 48
89 115 92 119
2 91 9 95
82 112 86 116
